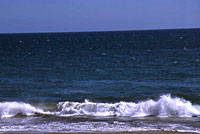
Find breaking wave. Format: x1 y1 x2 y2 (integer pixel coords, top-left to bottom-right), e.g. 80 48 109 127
0 102 46 118
1 94 200 118
57 94 200 117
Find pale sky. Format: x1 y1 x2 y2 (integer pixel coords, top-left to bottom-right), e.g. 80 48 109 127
0 0 199 33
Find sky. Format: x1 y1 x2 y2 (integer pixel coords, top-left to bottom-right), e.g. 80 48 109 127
0 0 200 33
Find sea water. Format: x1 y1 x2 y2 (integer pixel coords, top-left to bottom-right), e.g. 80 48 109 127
0 29 200 133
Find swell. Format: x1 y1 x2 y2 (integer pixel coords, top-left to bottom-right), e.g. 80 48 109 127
0 94 200 118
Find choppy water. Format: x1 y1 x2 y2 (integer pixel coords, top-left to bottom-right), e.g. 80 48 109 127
0 29 200 133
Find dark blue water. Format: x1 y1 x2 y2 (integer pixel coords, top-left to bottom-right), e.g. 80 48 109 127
0 29 200 133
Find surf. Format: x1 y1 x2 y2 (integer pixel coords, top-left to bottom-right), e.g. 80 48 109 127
57 94 200 117
0 94 200 118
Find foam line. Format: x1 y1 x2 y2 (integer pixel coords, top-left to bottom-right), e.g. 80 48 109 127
1 94 200 118
57 94 200 117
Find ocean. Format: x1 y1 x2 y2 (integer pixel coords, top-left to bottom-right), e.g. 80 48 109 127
0 29 200 133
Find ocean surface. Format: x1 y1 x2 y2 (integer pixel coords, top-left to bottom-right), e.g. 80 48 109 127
0 29 200 133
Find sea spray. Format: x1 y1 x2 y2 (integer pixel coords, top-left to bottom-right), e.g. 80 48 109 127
0 102 45 118
0 95 200 118
57 94 200 117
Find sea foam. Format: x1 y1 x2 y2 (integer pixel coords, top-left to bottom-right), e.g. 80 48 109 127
57 94 200 117
0 95 200 118
0 102 44 118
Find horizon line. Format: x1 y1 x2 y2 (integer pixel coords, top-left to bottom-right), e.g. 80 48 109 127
0 27 200 35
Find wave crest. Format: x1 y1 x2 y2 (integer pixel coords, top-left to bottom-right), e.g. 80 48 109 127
1 95 200 118
0 102 44 118
57 94 200 117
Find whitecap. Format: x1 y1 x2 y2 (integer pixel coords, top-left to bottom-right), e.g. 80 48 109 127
57 94 200 117
0 102 46 118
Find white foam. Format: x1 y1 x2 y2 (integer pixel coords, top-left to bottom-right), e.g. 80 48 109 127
57 94 200 117
0 102 45 118
0 121 199 133
0 95 200 118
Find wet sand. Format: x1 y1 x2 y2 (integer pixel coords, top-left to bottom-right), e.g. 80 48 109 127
0 131 198 134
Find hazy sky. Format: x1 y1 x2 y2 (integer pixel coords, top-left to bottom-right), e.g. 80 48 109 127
0 0 200 33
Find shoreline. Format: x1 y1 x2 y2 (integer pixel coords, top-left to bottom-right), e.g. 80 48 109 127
0 131 199 134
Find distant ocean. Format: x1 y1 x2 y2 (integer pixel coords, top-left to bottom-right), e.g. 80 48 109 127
0 29 200 133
